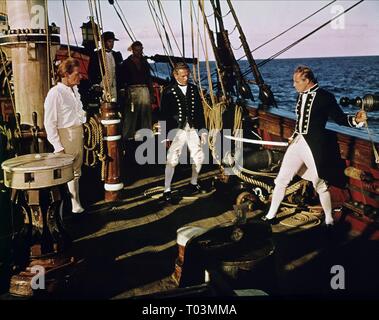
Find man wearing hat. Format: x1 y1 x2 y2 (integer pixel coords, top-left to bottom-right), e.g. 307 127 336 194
88 31 123 103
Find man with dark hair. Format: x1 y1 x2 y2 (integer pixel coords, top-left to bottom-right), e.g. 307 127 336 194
88 31 123 103
121 41 153 140
160 62 207 203
262 65 367 226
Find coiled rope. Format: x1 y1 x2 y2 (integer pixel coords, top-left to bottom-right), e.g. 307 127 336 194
83 116 106 180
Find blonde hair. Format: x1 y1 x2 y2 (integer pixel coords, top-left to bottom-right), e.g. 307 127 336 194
173 62 190 75
57 58 80 81
294 65 317 83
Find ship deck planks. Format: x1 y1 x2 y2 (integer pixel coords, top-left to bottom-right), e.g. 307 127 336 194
60 164 378 299
1 163 378 299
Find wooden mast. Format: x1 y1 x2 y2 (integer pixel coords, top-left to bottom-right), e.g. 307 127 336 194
198 0 228 100
226 0 277 107
87 3 124 202
2 0 60 130
0 0 60 153
210 0 253 101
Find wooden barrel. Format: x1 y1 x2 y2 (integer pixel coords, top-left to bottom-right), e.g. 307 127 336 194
196 221 275 277
174 226 208 284
1 153 75 189
176 220 275 288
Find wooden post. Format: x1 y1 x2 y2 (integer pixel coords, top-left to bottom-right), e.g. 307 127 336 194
100 101 123 201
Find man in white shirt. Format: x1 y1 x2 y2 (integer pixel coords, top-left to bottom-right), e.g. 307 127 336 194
44 58 86 214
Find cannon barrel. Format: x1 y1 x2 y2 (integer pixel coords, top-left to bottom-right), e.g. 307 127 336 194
243 149 284 171
340 94 379 112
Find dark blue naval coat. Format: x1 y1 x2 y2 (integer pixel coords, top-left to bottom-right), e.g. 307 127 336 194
292 83 358 187
159 82 206 132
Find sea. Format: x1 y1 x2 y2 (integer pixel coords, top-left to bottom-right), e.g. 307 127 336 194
152 55 379 137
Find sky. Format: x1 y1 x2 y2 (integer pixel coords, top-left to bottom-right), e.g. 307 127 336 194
45 0 379 60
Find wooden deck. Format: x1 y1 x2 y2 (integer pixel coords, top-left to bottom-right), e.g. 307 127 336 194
58 163 379 299
1 162 378 299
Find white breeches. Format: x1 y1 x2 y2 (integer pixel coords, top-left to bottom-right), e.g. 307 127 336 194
164 124 205 191
266 135 333 223
166 125 204 168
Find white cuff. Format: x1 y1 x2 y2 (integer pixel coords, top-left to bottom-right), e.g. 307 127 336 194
53 145 64 153
351 116 365 128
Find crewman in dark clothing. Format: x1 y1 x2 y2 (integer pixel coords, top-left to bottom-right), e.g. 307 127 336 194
88 31 123 103
121 41 153 140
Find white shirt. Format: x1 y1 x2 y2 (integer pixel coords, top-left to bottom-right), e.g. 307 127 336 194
44 82 86 152
177 83 187 95
298 92 308 132
104 51 117 102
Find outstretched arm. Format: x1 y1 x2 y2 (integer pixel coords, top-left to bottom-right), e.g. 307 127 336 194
329 95 367 128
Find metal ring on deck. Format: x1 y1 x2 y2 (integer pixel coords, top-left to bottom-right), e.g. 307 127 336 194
103 135 122 141
104 182 124 191
0 34 60 46
101 119 121 125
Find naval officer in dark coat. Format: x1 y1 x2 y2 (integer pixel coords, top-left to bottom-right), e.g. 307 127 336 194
88 31 123 103
160 62 207 202
263 65 367 226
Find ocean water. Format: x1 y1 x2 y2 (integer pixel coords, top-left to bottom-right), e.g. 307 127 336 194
152 56 379 136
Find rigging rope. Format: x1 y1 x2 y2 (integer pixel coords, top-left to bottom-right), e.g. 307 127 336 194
111 0 135 42
62 0 71 57
147 0 174 60
88 0 111 102
201 0 339 83
206 8 231 19
98 0 103 29
179 0 185 57
157 0 183 57
251 0 364 71
115 0 137 40
44 0 52 89
190 0 196 76
201 1 216 106
199 0 227 98
157 1 175 56
149 0 174 56
190 0 208 62
216 8 231 19
228 24 238 36
241 0 337 60
63 0 89 74
231 42 243 51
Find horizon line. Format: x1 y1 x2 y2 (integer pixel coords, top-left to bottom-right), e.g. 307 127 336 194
190 54 379 63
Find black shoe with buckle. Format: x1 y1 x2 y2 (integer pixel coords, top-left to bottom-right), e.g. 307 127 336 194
163 191 172 203
323 221 335 230
261 216 278 225
71 210 86 221
189 183 207 194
